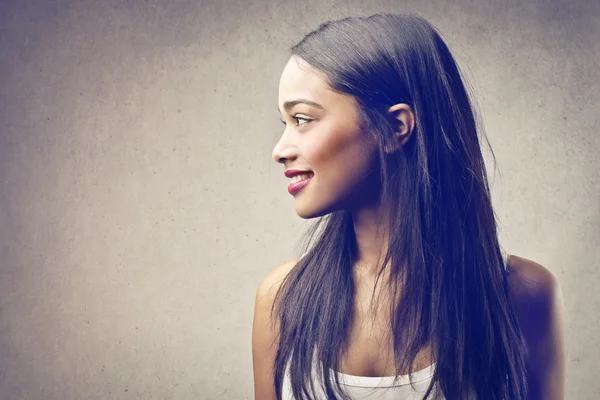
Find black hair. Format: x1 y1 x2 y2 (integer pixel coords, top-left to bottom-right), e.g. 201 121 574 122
272 13 528 400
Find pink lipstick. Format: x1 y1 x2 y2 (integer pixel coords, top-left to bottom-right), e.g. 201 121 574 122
288 176 313 195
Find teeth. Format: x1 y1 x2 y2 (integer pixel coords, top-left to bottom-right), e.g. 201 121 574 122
291 173 313 183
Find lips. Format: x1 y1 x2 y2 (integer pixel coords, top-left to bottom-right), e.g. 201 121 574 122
287 174 313 195
284 169 313 178
290 172 314 183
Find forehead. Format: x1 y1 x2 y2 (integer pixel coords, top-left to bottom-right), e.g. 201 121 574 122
278 57 331 110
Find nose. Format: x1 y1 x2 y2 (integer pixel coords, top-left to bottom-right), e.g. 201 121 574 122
272 146 296 165
272 132 297 164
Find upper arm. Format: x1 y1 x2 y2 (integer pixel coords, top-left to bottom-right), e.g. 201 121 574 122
252 260 297 400
507 256 567 400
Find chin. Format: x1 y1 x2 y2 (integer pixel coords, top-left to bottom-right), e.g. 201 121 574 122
295 200 339 220
295 208 322 220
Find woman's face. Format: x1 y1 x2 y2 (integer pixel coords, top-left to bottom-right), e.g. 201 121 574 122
273 56 382 219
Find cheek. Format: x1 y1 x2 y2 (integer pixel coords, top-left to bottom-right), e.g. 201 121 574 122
314 145 376 192
308 121 375 186
311 124 361 161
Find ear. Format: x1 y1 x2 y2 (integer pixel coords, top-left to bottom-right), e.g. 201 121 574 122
384 103 415 153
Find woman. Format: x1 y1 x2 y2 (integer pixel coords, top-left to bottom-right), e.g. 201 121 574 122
253 13 566 400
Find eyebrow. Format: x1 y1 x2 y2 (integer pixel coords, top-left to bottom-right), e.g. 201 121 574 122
277 99 325 114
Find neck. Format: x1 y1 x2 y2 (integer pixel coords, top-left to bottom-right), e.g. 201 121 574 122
351 199 393 279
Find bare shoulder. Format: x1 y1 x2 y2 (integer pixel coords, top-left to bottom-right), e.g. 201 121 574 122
253 256 300 338
506 254 564 335
252 257 300 400
506 255 560 301
506 254 567 400
255 257 299 301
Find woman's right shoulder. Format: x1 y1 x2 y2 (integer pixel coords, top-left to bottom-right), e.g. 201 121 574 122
255 257 300 301
252 257 300 400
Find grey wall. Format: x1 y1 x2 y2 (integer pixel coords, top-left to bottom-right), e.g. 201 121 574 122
0 0 598 399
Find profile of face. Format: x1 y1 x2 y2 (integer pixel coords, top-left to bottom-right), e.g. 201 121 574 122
272 56 384 219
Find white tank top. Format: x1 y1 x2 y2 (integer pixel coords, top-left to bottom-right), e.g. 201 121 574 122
282 356 444 399
282 249 511 399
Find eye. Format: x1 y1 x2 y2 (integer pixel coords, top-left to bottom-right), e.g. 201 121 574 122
279 115 312 127
294 116 311 126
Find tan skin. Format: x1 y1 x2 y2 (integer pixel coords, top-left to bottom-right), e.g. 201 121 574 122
252 56 566 399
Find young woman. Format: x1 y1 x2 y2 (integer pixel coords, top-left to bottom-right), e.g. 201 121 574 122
253 13 566 400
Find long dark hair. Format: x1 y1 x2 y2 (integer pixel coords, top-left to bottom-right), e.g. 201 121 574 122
271 13 528 400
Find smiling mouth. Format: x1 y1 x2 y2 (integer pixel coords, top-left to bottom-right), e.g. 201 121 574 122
288 173 314 195
290 172 314 183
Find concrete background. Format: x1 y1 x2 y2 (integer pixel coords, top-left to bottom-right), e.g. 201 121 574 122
0 0 598 398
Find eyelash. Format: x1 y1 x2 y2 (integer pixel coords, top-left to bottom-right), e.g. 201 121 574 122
280 116 311 127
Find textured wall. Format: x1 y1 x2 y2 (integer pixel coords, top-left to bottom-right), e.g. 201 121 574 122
0 0 598 399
